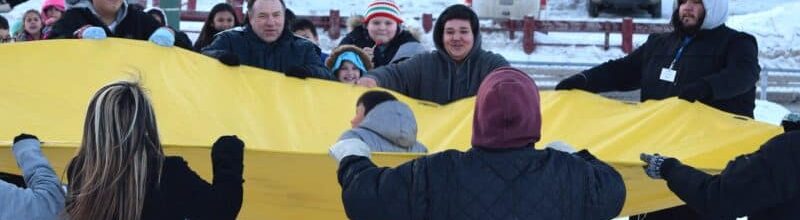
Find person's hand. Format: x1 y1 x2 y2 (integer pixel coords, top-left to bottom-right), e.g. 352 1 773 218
555 74 588 90
678 81 712 102
362 46 375 61
329 139 371 164
75 26 107 40
640 153 669 179
286 66 312 79
45 17 58 26
13 133 38 144
217 51 241 67
211 135 245 175
148 27 175 47
781 112 800 132
544 140 577 153
356 77 378 88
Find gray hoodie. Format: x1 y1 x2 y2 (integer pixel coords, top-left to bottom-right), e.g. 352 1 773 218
338 101 428 153
672 0 727 30
364 26 509 105
0 139 65 220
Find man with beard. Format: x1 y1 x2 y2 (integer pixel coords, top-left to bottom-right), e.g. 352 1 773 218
555 0 760 118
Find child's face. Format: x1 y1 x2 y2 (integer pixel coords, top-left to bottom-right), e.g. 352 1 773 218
337 61 361 84
46 7 63 21
293 28 317 45
213 11 235 31
24 13 42 34
350 103 366 128
0 29 10 43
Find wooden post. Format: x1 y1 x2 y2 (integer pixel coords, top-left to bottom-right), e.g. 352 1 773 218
622 17 634 53
422 13 433 33
523 16 536 54
329 10 341 40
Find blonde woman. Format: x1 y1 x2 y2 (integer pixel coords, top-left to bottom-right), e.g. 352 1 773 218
65 81 244 220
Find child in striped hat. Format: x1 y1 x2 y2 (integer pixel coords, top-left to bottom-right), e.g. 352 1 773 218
339 0 425 68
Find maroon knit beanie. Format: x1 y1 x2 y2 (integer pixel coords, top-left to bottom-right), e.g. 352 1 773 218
471 67 541 149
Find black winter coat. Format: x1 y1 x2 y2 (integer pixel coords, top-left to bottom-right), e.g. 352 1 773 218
49 7 192 49
337 147 626 220
580 25 760 117
67 156 243 220
202 25 332 80
660 131 800 220
340 25 419 68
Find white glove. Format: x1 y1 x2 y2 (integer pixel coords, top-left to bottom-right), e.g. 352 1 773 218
545 140 577 154
329 138 371 163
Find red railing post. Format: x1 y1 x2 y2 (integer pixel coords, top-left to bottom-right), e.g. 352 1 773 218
622 17 634 53
187 0 196 11
227 0 245 24
523 16 536 54
422 13 433 33
507 19 517 40
329 10 341 39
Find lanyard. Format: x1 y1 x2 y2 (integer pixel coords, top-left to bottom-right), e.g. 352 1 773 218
670 36 694 69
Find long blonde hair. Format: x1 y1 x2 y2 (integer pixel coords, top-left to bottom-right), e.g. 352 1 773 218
66 81 165 220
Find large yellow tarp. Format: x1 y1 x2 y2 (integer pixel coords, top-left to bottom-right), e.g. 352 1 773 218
0 39 783 219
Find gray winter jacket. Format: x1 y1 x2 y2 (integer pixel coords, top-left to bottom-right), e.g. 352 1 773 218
0 139 65 220
338 101 428 153
364 34 509 105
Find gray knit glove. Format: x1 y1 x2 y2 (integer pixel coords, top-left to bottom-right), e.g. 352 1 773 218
640 153 667 179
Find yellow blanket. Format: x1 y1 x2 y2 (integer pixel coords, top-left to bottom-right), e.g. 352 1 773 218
0 39 782 219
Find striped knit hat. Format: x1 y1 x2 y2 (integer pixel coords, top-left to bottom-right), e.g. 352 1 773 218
364 1 403 24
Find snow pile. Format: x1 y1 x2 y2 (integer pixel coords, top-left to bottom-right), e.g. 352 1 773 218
727 1 800 69
754 100 791 125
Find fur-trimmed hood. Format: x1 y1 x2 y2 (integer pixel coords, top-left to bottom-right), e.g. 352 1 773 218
325 44 374 71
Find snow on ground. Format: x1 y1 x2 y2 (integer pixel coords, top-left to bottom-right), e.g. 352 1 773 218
755 99 791 125
727 2 800 69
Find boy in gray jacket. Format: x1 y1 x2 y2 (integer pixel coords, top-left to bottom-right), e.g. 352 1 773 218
339 91 428 153
0 134 65 220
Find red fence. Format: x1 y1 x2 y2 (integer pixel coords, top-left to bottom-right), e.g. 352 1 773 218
179 1 671 55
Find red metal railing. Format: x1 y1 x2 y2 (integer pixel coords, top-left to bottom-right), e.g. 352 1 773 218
180 0 671 54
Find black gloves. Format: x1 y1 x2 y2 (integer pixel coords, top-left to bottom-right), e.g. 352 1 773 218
13 133 38 144
555 74 588 90
217 51 241 67
782 113 800 133
678 81 712 102
211 135 245 179
286 66 312 79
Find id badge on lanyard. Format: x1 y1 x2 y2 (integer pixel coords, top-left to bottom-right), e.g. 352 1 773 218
660 37 693 83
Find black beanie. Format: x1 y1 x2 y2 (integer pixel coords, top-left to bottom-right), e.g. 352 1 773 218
433 4 479 50
357 91 397 115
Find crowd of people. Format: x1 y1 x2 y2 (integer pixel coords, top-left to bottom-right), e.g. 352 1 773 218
2 0 799 219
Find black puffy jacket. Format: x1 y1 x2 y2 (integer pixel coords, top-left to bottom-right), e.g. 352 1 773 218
338 147 626 220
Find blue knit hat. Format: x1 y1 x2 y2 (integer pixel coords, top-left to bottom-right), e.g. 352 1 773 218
332 51 368 75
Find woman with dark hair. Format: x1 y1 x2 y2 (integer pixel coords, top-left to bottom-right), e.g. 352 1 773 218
66 81 244 220
193 3 239 51
15 10 44 41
